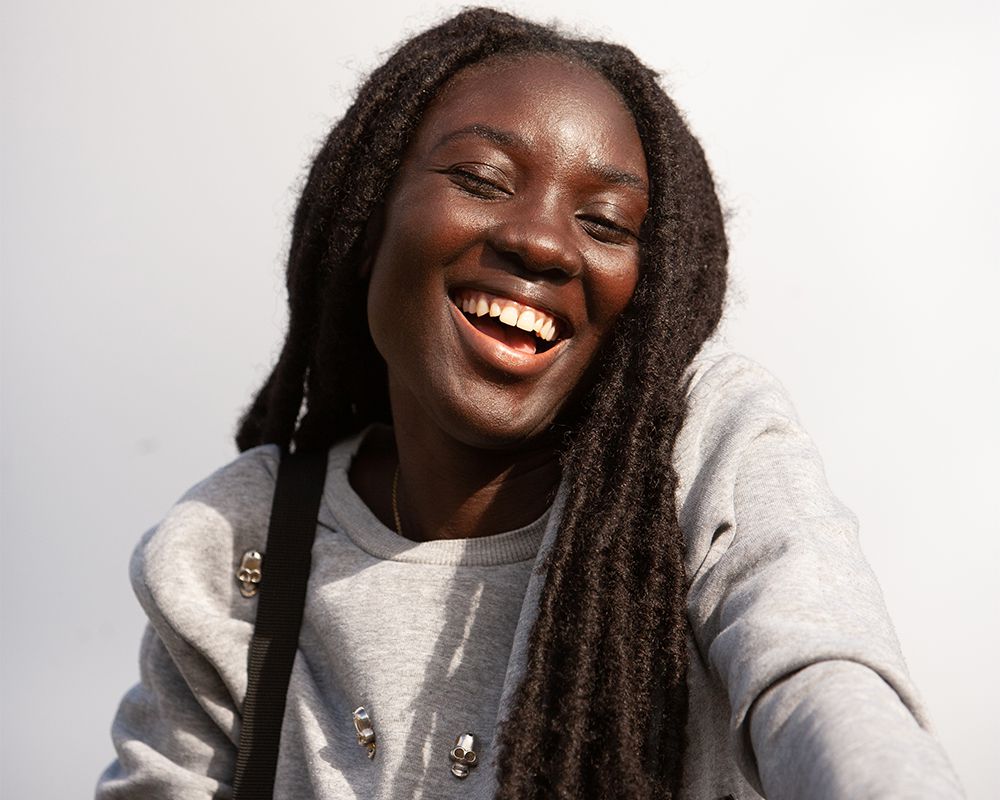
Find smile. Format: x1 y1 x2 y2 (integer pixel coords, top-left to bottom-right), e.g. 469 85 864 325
451 289 565 356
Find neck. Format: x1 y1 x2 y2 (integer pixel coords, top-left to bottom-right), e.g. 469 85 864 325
392 416 561 542
349 400 562 543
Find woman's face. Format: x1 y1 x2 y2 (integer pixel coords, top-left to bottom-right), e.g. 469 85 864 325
365 54 648 449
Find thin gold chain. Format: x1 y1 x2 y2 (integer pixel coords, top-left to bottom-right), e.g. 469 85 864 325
391 464 403 536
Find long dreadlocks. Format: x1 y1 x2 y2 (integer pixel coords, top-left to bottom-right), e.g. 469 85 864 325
236 8 728 798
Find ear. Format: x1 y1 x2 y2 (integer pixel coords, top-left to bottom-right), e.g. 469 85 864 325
358 204 386 280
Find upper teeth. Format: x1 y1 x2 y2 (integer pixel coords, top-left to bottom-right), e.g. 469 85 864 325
455 290 560 342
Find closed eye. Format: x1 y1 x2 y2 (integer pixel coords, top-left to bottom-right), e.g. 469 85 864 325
577 215 639 245
445 166 511 198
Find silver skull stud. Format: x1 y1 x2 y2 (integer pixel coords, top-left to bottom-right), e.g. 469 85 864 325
450 733 478 778
236 550 263 598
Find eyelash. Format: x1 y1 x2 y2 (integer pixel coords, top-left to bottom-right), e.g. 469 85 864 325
448 168 509 197
446 167 638 244
578 216 636 244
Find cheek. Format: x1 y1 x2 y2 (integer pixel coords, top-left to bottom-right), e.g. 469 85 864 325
367 209 435 317
364 195 475 364
370 188 478 286
587 260 641 335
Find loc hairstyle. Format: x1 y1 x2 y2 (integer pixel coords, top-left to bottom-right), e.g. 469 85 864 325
237 8 727 798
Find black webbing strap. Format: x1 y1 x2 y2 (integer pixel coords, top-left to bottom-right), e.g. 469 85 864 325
232 449 327 800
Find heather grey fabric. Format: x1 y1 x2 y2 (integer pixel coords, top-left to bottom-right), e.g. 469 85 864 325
96 345 964 799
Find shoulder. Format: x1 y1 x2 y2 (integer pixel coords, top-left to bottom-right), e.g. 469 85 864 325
682 337 800 422
674 339 822 573
129 445 281 633
678 338 802 468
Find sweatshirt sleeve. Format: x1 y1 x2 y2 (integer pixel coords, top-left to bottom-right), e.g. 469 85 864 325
96 624 236 799
96 446 280 799
680 354 963 799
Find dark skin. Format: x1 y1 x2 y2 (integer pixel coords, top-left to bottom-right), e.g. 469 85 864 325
350 54 649 542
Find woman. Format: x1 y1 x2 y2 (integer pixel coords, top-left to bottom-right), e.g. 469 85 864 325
97 8 962 799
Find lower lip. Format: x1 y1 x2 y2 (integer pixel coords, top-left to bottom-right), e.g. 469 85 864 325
448 300 565 378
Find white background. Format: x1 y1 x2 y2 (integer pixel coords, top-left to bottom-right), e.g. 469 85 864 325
2 1 997 797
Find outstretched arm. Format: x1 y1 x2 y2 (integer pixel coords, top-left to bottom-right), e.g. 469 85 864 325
683 355 963 798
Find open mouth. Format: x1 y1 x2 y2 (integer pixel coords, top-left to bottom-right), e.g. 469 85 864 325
451 289 565 355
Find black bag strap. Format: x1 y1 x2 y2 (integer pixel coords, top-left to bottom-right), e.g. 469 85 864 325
232 448 328 800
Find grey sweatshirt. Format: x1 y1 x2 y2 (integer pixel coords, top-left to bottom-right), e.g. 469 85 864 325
96 346 964 799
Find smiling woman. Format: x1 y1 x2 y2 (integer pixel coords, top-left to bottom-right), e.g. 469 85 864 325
365 54 646 457
96 8 963 800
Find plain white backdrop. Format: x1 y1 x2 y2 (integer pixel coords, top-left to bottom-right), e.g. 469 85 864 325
2 1 997 797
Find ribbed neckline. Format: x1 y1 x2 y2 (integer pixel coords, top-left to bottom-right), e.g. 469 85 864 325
319 426 550 566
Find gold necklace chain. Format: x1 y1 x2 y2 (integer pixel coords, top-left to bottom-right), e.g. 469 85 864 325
391 464 403 536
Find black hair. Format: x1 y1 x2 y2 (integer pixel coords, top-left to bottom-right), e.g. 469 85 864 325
237 8 727 798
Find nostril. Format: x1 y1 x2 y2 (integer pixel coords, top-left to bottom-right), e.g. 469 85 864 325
489 221 583 280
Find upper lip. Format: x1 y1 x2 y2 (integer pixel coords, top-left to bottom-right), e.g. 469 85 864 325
447 280 575 339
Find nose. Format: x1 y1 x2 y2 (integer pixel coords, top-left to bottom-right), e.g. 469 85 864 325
487 208 583 280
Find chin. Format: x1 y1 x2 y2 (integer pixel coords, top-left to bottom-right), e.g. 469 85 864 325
427 383 567 452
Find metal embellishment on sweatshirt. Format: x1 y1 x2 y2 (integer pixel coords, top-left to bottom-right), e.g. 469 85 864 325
450 733 478 778
236 550 263 597
353 706 377 759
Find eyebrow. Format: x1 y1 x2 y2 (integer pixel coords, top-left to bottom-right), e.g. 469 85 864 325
433 123 526 151
432 123 648 192
589 164 647 191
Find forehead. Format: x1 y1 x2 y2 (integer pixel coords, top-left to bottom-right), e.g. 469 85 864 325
407 54 647 178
